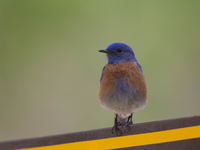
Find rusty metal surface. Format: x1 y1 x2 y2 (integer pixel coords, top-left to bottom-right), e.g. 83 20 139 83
0 116 200 150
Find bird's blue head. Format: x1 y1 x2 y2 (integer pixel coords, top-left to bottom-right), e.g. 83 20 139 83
99 43 138 64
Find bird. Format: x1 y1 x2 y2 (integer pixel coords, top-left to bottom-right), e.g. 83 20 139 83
98 43 147 135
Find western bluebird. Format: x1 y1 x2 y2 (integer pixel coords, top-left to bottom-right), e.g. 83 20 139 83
98 43 147 135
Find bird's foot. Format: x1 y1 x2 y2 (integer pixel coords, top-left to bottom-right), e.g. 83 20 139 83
112 113 133 136
112 125 123 136
112 124 131 135
123 122 132 133
119 113 133 134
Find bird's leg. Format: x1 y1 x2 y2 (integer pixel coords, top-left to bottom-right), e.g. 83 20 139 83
127 113 133 126
112 114 122 135
123 113 133 133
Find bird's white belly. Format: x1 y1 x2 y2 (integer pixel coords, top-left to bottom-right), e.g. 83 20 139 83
100 86 147 118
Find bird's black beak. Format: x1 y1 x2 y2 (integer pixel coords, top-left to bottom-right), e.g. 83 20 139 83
98 50 108 53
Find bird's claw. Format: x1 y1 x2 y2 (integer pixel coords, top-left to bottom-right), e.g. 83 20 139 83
112 125 123 136
112 113 133 136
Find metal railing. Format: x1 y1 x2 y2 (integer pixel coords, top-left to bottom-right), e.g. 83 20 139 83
0 116 200 150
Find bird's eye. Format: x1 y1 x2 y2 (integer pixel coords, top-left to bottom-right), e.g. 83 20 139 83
116 49 122 53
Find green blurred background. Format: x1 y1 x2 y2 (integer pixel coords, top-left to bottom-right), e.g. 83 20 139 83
0 0 200 141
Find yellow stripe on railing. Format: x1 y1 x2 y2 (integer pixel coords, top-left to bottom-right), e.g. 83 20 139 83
23 125 200 150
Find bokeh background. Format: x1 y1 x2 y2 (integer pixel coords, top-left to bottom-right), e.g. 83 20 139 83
0 0 200 141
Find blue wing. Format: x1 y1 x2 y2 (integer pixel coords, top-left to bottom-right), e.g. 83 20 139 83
100 66 105 82
136 63 143 73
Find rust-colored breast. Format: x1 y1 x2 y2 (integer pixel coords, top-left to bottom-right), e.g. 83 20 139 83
99 62 147 100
